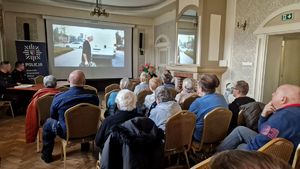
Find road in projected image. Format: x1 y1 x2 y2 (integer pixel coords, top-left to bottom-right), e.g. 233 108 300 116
52 24 125 67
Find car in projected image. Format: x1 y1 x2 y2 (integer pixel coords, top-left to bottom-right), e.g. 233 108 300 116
65 41 82 49
91 44 116 60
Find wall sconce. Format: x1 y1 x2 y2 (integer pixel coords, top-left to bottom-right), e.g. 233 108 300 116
237 20 247 31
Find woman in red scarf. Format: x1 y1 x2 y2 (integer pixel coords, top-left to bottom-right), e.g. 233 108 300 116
25 75 61 143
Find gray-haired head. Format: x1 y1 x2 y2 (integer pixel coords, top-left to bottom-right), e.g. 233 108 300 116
155 86 173 103
182 78 194 93
161 70 173 84
43 75 57 88
120 77 131 90
115 89 137 111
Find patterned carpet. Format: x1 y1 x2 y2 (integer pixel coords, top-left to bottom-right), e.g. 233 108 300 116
0 115 97 169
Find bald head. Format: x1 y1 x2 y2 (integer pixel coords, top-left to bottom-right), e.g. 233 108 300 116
272 84 300 109
68 70 86 87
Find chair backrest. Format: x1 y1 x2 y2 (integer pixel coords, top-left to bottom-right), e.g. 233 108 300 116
237 109 245 126
258 138 294 162
165 110 196 152
84 85 98 94
34 75 44 84
64 103 101 140
190 157 211 169
104 89 120 108
56 85 69 92
104 83 120 94
201 108 232 144
136 89 152 107
180 94 198 110
292 143 300 169
36 94 55 126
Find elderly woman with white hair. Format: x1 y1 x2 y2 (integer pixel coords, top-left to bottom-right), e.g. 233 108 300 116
95 89 141 149
106 77 131 117
134 72 149 95
25 75 61 143
175 78 197 104
149 86 182 131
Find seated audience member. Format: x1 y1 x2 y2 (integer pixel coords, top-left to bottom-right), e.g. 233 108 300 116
0 61 15 95
11 61 32 84
25 75 60 143
210 150 292 169
175 78 197 104
100 117 164 169
149 86 182 131
228 80 255 131
216 84 300 152
41 70 99 163
106 77 131 117
134 72 149 95
188 74 227 142
148 65 157 78
95 89 140 150
161 70 175 89
144 77 162 109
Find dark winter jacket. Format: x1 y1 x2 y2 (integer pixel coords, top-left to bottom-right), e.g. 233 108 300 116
240 102 265 131
100 117 164 169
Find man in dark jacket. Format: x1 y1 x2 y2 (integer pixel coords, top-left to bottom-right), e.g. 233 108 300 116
100 117 164 169
228 80 255 132
11 61 32 84
0 61 14 95
41 70 99 163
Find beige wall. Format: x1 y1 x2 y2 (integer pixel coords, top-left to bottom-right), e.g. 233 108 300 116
222 0 300 99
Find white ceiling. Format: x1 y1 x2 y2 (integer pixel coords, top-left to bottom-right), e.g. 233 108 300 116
61 0 168 8
7 0 176 17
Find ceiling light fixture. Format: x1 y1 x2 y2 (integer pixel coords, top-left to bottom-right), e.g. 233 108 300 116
90 0 109 17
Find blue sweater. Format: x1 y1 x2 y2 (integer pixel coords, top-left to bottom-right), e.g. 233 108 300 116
50 87 99 135
247 105 300 150
188 93 228 141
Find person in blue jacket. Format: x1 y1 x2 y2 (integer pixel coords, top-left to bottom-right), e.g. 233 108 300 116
188 74 228 142
41 70 99 163
216 84 300 151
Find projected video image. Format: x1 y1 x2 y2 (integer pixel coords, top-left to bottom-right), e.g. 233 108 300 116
53 24 125 67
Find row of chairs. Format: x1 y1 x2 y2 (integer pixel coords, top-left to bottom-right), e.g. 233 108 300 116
191 137 299 169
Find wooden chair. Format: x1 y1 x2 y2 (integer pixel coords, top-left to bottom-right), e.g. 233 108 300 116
104 83 120 94
190 157 211 169
237 109 245 126
56 85 69 92
258 138 294 163
180 94 198 110
0 100 14 118
61 103 101 169
96 160 100 169
36 93 55 152
191 108 232 153
34 75 44 84
165 110 196 168
83 85 98 94
136 88 152 108
292 143 300 169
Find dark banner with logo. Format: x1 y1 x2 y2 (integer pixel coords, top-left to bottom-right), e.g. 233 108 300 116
15 40 49 80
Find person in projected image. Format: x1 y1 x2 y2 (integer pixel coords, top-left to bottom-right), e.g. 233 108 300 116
80 35 95 67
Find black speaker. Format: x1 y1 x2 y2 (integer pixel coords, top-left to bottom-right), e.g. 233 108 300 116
23 23 30 40
139 32 144 55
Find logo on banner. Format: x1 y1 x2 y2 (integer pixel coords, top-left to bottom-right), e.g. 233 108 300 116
23 44 43 62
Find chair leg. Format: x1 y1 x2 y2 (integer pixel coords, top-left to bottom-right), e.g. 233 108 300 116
36 130 40 152
61 141 67 169
9 102 14 118
184 150 190 168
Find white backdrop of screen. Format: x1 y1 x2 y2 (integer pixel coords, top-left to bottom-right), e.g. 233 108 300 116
45 18 133 79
